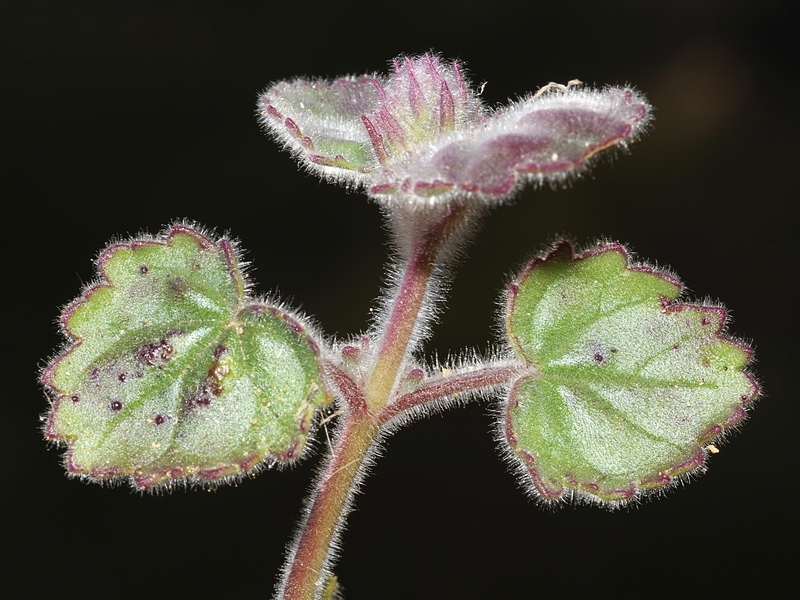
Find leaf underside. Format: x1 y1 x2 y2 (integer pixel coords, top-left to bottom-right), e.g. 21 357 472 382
43 225 330 490
371 88 650 199
259 68 649 203
503 241 758 504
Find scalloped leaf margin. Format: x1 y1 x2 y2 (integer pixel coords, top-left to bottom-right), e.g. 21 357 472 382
501 240 759 506
257 54 651 207
42 224 331 491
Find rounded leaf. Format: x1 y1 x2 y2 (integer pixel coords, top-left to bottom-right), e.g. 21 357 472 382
502 241 759 505
43 225 331 490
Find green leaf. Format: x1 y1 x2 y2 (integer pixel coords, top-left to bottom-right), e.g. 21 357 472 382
43 224 331 490
502 241 758 504
258 77 381 180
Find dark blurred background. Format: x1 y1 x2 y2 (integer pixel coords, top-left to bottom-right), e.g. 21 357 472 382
5 1 796 598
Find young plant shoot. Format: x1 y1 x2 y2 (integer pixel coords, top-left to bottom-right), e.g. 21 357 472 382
42 54 759 600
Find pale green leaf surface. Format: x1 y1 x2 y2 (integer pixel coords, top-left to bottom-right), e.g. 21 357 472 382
258 78 380 176
44 225 330 490
504 241 758 503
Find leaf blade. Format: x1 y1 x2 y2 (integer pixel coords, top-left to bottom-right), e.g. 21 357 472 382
43 225 330 490
503 241 758 504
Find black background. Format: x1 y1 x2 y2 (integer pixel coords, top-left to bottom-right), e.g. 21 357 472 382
5 1 796 598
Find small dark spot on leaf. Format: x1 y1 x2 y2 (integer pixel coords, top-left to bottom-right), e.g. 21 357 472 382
154 414 165 425
593 353 604 363
110 400 123 411
139 265 149 275
118 373 127 382
70 395 80 403
701 316 711 326
136 339 174 367
187 381 220 408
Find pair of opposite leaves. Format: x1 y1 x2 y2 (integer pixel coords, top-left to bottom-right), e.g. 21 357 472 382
42 54 758 504
43 228 756 503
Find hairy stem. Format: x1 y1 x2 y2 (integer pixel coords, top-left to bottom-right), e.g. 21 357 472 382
278 205 480 600
364 205 468 411
278 359 529 600
279 408 378 600
379 361 529 425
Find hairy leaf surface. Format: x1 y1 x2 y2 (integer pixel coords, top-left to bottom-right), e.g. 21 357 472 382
259 77 381 181
43 225 330 490
258 54 649 206
503 241 758 504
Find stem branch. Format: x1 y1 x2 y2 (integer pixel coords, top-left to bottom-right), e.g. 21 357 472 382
379 361 528 425
278 204 482 600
